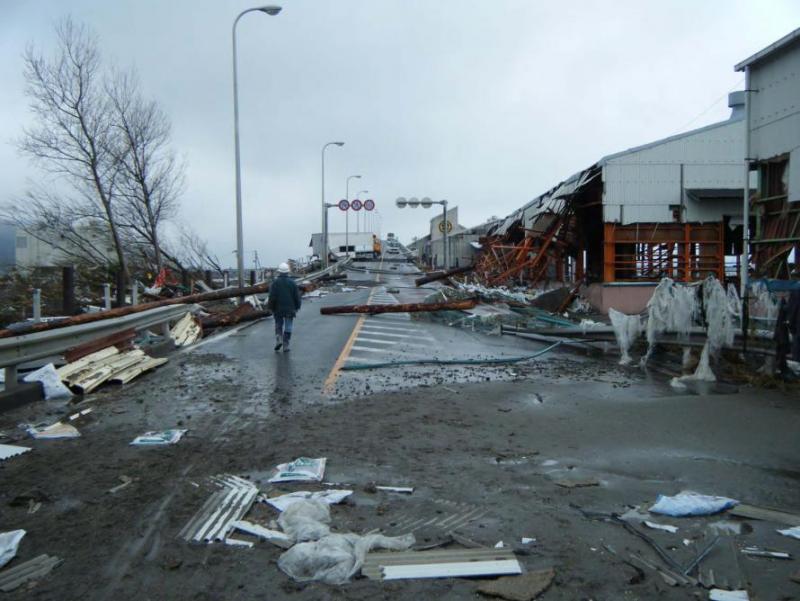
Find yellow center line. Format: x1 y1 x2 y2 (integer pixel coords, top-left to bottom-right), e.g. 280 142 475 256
322 286 375 395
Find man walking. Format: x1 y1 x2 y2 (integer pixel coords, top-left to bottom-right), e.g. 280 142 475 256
268 262 301 352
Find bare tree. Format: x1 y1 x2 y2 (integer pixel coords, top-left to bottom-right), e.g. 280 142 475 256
17 18 129 286
164 226 225 276
107 69 184 273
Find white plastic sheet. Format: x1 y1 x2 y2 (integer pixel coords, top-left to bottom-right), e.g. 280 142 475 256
27 422 80 439
777 526 800 540
649 491 738 517
268 457 326 483
278 532 415 585
0 530 25 569
608 309 641 365
275 498 415 584
23 364 72 400
277 498 332 543
264 490 352 512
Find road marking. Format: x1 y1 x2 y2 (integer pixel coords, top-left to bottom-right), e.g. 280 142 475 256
361 324 424 334
355 337 399 345
322 290 373 394
350 346 427 357
360 329 435 341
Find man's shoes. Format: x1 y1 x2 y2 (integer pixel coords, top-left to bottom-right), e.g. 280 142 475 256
274 334 283 351
282 332 291 352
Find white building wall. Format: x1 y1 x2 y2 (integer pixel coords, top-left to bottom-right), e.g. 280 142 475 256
748 44 800 201
602 119 744 224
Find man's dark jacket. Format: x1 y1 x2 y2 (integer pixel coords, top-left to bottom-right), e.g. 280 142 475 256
268 274 301 318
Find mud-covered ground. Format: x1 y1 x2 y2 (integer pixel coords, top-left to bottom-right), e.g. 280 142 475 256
1 344 799 600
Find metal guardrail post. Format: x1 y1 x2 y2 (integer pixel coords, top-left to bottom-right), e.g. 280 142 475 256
103 284 112 311
4 365 18 390
224 272 230 288
131 281 139 306
32 289 42 323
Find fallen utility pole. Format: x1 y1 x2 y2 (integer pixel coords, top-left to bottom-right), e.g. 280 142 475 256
414 265 474 287
321 298 478 315
200 304 271 329
0 282 271 339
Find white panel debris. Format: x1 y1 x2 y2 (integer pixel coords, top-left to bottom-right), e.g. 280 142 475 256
777 526 800 540
381 559 522 580
179 475 259 544
0 554 62 592
375 486 414 494
709 590 750 601
171 313 202 347
230 520 292 548
268 457 326 483
608 308 642 365
27 422 81 439
55 347 119 381
644 520 679 533
130 429 187 445
22 364 72 400
0 444 32 462
0 530 25 569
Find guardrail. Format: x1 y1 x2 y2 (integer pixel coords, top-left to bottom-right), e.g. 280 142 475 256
1 304 193 390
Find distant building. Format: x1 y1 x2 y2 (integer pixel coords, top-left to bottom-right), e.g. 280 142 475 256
736 27 800 278
0 222 14 275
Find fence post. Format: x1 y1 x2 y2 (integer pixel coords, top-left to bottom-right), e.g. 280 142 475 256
223 272 229 288
103 283 112 311
204 270 213 288
32 288 42 323
250 270 256 286
131 281 138 306
115 271 125 307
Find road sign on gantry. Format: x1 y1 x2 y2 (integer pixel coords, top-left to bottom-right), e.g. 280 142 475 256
351 199 363 211
338 199 350 211
363 199 375 211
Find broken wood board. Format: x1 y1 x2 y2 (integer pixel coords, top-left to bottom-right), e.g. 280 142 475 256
729 504 800 526
477 567 555 601
362 547 520 580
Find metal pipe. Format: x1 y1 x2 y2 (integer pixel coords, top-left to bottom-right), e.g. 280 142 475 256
346 175 361 258
442 200 448 269
741 65 752 298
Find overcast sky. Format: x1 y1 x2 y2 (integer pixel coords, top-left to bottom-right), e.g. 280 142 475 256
1 1 798 268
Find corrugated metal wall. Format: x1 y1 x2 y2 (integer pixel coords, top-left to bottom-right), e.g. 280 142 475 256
603 119 744 224
749 46 800 201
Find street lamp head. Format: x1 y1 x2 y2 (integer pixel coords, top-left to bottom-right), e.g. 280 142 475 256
334 142 344 147
258 5 282 15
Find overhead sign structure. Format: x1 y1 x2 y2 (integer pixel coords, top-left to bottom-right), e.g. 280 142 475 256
363 199 375 211
438 220 453 234
350 199 363 211
338 199 350 211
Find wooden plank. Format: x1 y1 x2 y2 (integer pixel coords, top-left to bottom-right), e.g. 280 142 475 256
729 504 800 526
64 328 135 363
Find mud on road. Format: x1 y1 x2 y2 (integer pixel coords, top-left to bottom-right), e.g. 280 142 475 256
1 346 799 600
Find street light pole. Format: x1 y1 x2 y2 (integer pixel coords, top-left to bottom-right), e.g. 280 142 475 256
345 175 361 258
321 141 344 268
442 200 449 270
232 5 281 295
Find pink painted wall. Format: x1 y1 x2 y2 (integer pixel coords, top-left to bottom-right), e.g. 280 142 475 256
584 283 657 315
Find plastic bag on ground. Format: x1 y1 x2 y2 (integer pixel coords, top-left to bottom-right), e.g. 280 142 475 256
265 490 353 512
649 491 738 517
0 529 26 569
23 364 72 400
277 498 332 542
278 531 416 585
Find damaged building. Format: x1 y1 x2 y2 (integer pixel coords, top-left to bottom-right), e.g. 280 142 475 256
737 27 800 280
474 91 747 313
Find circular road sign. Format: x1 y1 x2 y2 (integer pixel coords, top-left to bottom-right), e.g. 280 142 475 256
338 199 350 211
363 199 375 211
351 199 363 211
438 220 453 234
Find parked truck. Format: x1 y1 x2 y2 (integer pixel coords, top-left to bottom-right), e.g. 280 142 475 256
328 232 381 259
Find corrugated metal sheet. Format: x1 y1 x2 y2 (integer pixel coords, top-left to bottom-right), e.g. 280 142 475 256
602 119 745 224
